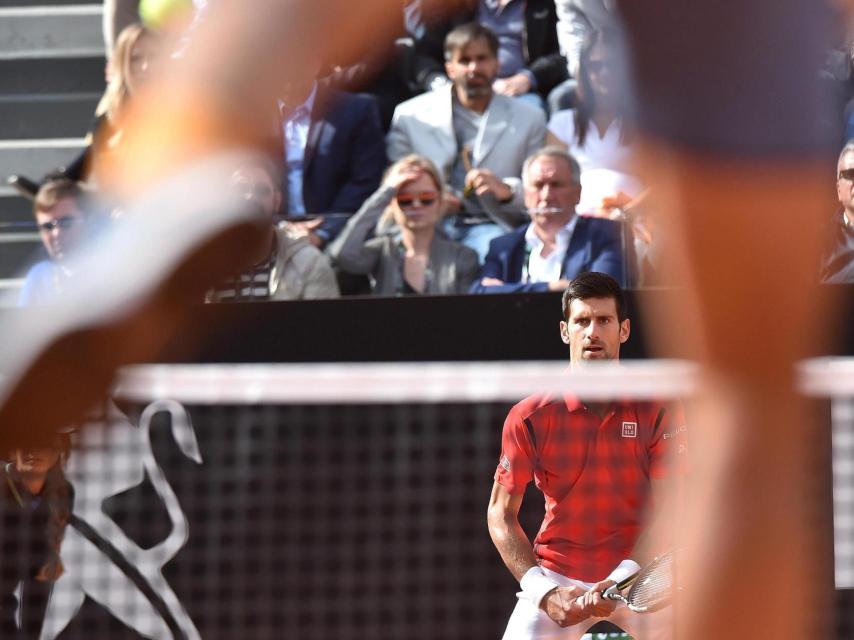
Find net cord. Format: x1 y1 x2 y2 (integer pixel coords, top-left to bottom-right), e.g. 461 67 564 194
112 357 854 405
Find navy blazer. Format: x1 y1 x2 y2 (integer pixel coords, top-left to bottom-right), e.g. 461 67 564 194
470 216 627 293
279 85 387 243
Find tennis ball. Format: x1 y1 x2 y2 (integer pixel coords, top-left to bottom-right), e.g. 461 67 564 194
139 0 193 29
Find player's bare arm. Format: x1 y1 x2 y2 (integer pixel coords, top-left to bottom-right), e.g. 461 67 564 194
487 481 587 627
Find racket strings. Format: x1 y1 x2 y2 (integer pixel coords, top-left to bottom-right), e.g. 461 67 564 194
625 552 675 610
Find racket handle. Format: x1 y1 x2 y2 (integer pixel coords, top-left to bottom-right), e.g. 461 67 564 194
602 585 621 600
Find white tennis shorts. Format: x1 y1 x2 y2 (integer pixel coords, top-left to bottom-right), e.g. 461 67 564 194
500 566 672 640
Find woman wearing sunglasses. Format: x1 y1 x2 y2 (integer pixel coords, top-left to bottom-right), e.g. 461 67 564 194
0 434 72 638
545 29 642 217
329 155 480 296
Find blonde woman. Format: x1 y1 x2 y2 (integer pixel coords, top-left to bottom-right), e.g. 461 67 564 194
65 24 162 183
329 155 479 296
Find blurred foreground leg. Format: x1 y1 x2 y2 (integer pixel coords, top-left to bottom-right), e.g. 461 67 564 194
618 0 838 637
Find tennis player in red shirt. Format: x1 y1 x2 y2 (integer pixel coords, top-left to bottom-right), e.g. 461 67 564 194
487 272 685 639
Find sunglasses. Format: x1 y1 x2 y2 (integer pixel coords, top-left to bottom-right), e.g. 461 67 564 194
839 169 854 182
38 216 79 232
396 192 438 208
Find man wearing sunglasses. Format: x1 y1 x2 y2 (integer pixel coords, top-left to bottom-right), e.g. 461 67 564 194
821 141 854 282
18 179 89 306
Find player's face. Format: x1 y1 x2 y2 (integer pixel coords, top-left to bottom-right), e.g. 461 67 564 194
36 197 86 262
231 167 281 219
392 173 442 231
837 152 854 214
524 156 581 233
445 38 499 99
560 296 630 364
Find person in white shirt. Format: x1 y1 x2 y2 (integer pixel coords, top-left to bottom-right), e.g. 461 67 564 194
546 29 642 216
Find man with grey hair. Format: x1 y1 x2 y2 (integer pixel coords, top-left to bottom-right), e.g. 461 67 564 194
822 140 854 282
470 147 624 293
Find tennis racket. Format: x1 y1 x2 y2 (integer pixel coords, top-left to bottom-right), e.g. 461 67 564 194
602 550 679 613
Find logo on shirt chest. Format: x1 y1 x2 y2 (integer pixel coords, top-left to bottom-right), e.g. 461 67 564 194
621 421 637 438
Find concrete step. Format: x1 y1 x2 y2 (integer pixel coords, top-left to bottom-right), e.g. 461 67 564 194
0 138 87 184
0 278 23 309
0 5 103 60
0 56 105 94
0 0 89 5
0 231 43 279
0 92 99 138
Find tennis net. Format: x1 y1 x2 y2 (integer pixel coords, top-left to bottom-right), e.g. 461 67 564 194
1 359 849 639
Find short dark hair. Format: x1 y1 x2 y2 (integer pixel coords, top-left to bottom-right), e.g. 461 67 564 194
444 22 499 61
561 272 627 322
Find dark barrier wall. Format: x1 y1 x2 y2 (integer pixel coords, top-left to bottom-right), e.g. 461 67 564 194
48 398 839 639
152 287 854 364
53 402 547 639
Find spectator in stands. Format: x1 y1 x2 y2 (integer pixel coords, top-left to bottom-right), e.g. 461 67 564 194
206 158 340 302
545 29 641 217
405 0 567 109
66 23 164 184
822 141 854 283
547 0 622 113
471 147 624 293
554 0 619 79
18 180 90 306
387 22 546 261
0 433 72 638
274 55 387 249
329 155 479 296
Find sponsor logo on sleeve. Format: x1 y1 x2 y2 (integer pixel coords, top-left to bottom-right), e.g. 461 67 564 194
663 424 688 440
500 455 511 472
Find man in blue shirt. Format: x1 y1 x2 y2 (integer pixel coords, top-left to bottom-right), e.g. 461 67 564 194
18 179 89 306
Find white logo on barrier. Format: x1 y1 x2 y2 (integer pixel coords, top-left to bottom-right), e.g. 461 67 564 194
621 422 637 438
41 400 203 640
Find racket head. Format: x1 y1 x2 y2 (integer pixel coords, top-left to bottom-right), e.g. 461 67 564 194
622 550 677 613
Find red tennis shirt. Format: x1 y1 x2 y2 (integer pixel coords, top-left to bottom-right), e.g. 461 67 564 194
494 393 687 582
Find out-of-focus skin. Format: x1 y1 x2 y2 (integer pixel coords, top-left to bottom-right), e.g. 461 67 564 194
103 0 403 199
632 142 835 639
0 0 407 452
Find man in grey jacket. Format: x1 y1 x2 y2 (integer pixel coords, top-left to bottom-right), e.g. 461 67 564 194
387 22 546 261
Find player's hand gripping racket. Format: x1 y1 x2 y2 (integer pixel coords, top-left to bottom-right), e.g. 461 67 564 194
602 550 678 613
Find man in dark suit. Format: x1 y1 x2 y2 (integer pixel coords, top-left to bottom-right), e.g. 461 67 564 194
277 58 387 248
471 147 625 293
